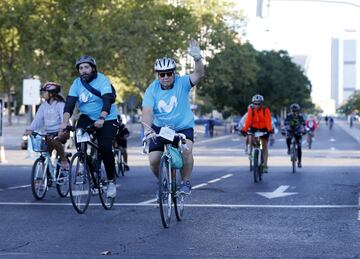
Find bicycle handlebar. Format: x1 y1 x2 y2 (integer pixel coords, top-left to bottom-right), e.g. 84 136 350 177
142 132 188 154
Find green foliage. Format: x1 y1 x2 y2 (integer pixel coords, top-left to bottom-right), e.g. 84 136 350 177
0 0 315 118
338 90 360 115
200 45 313 115
200 41 259 115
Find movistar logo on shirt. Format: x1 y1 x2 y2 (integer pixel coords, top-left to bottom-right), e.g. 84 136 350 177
158 96 178 113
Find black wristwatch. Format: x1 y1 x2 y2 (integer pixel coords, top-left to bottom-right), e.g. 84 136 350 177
99 116 106 121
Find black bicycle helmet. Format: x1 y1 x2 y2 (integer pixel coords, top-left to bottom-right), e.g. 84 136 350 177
290 103 300 112
75 55 97 70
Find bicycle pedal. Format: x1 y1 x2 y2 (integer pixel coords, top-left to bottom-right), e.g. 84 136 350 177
91 188 99 195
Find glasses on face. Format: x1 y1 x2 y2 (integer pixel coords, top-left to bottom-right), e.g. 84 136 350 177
158 72 173 78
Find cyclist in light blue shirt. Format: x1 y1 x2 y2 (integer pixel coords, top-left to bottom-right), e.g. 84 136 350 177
60 55 118 198
142 39 205 195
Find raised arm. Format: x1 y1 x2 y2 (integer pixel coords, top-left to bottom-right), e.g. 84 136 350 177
188 39 205 86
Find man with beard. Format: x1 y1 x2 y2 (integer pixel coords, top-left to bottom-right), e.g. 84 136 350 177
60 55 118 198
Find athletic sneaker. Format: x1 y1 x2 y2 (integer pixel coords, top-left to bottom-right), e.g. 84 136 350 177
179 181 192 195
107 181 116 198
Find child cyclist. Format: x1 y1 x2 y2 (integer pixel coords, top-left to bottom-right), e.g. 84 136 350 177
24 82 70 169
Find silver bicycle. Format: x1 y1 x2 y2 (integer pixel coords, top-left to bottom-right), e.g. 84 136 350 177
29 132 71 200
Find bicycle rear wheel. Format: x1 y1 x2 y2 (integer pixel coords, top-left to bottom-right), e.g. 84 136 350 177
97 162 115 210
69 153 91 214
253 149 260 183
114 149 125 177
159 156 172 228
56 157 70 197
249 149 253 172
31 157 48 200
173 170 184 221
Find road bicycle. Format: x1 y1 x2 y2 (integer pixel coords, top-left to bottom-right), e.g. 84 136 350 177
249 131 267 183
143 127 188 228
68 125 115 214
113 145 126 177
305 127 314 149
29 132 71 200
289 133 299 174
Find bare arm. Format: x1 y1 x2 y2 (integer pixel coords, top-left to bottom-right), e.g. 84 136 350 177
188 38 205 86
189 59 205 86
141 107 154 134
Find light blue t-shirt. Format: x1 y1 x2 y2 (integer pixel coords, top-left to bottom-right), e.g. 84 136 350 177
142 75 194 131
68 72 117 121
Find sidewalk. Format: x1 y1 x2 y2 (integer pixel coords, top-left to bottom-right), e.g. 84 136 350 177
335 119 360 144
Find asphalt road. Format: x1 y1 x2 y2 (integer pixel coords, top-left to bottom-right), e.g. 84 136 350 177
0 121 359 258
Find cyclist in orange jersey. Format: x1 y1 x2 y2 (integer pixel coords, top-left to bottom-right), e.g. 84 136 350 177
241 94 273 173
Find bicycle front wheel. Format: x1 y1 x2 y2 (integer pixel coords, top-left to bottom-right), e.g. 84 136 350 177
173 170 184 221
69 153 91 214
31 157 48 200
253 149 260 183
97 162 115 210
291 145 297 174
56 158 70 197
159 156 172 228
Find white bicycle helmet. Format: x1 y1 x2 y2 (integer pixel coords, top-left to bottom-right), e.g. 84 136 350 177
252 94 264 104
154 57 176 72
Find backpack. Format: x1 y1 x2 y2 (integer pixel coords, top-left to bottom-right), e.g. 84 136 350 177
81 79 116 100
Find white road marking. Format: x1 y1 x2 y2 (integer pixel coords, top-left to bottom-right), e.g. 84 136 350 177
139 173 233 204
193 183 208 189
257 185 298 199
208 178 221 183
7 184 31 190
0 202 357 209
358 193 360 221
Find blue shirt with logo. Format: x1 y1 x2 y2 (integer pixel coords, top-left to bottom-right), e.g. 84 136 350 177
142 75 194 131
68 72 117 121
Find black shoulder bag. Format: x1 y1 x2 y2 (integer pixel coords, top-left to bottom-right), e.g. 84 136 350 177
80 79 116 99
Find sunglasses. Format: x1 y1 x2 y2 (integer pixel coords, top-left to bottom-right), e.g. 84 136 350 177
158 72 174 78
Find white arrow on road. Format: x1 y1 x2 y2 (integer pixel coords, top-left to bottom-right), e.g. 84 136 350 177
257 185 298 199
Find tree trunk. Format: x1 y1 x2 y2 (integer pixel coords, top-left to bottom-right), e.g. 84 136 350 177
7 92 12 126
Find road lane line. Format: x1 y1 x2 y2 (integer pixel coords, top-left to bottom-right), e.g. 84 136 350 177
7 184 31 190
221 174 233 179
208 178 221 183
0 202 357 208
358 193 360 221
193 183 208 189
138 173 233 204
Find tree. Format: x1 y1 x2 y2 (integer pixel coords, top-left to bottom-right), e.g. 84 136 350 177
104 0 197 96
199 41 259 116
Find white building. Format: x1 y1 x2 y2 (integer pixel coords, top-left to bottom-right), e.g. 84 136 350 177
331 30 359 109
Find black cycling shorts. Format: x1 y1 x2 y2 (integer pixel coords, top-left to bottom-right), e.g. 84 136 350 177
149 125 194 152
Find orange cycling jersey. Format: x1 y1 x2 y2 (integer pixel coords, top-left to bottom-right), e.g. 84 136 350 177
242 106 272 132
